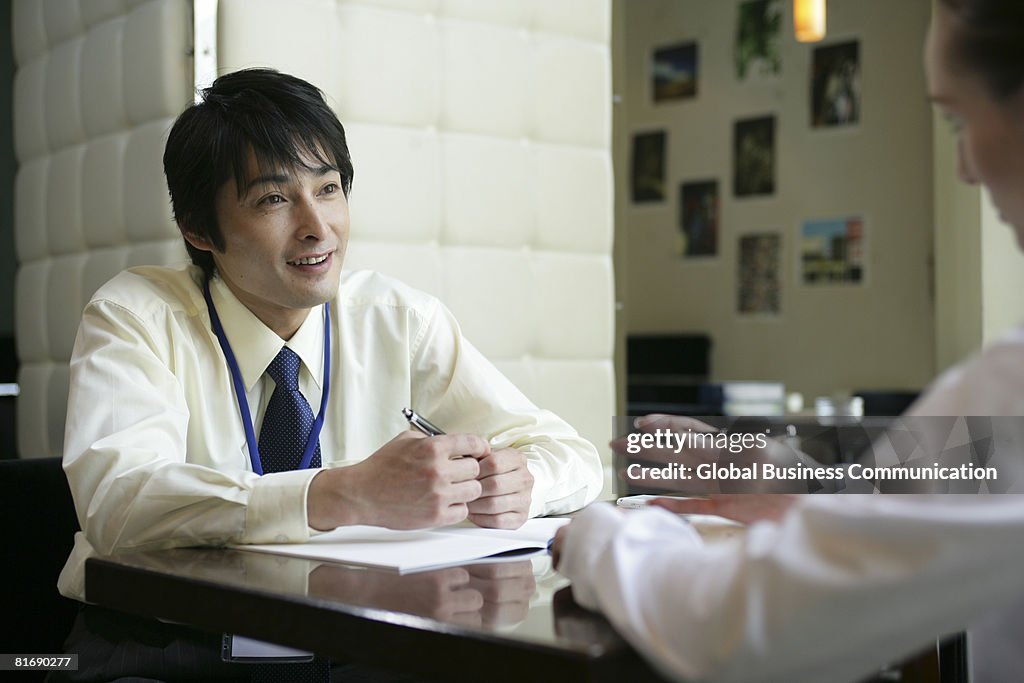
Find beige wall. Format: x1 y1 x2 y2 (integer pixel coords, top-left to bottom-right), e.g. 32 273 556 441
615 0 935 401
981 194 1024 344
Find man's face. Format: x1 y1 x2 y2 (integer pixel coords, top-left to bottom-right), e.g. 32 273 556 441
188 152 350 338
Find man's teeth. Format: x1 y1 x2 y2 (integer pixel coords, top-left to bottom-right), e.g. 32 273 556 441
290 254 328 265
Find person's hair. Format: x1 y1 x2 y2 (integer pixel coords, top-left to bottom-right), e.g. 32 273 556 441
163 68 354 279
940 0 1024 101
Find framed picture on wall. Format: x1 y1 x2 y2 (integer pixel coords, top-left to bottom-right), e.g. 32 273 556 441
652 42 699 102
735 0 782 81
631 130 667 203
679 180 719 257
733 115 776 197
738 232 781 315
800 216 865 284
811 40 861 128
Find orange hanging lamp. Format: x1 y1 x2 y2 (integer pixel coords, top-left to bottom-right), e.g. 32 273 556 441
794 0 827 43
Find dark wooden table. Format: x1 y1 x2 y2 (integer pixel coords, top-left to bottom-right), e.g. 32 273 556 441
85 548 671 682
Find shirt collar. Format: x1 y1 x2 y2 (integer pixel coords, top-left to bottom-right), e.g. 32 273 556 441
208 276 325 391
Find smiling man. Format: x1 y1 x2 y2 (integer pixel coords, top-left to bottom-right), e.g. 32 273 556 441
57 69 603 603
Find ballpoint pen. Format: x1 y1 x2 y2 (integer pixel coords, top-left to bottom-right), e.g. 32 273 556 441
402 407 446 437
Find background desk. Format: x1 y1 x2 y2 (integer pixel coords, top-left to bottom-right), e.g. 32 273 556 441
85 548 671 683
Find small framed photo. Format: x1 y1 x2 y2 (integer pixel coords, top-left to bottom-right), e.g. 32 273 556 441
811 40 861 128
738 232 782 316
652 42 699 102
679 180 719 257
733 115 776 197
800 216 865 284
736 0 782 81
631 130 667 203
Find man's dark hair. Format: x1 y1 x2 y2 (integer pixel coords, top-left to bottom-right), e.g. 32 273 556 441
163 68 354 279
940 0 1024 101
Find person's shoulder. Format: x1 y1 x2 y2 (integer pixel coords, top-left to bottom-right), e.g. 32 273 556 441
89 263 205 319
948 328 1024 389
912 327 1024 416
338 270 440 313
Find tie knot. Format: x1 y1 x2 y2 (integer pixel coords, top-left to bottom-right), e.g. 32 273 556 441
266 347 302 391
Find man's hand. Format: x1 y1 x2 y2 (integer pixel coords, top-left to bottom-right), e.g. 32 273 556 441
464 562 537 627
307 431 489 530
309 560 536 628
468 448 534 529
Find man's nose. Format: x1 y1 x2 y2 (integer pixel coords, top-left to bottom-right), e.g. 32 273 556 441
296 198 330 240
956 138 979 185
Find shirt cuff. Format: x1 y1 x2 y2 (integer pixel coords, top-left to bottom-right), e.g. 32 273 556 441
560 504 704 611
559 503 627 608
242 468 320 544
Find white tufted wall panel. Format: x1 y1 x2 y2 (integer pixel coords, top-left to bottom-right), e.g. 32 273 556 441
217 0 615 489
12 0 191 458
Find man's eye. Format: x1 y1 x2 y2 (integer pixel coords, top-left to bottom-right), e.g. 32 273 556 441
260 194 285 205
322 183 339 195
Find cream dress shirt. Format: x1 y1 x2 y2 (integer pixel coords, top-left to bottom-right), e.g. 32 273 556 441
59 264 602 601
560 326 1024 683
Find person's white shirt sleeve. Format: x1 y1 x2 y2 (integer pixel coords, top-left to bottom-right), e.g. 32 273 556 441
60 297 321 599
559 498 1024 683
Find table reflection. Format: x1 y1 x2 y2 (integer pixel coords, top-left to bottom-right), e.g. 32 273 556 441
308 560 537 629
84 544 671 681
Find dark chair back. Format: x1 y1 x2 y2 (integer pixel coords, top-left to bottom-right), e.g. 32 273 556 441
0 457 80 671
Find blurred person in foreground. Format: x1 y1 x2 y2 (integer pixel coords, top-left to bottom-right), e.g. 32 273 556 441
553 1 1024 681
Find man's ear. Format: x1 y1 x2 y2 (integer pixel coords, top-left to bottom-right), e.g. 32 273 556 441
181 226 213 252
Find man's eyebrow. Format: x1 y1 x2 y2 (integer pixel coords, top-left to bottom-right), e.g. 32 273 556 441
312 164 339 176
243 173 290 194
242 165 340 194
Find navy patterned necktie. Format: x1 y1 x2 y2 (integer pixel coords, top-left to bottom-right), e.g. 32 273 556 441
258 347 322 473
252 347 330 682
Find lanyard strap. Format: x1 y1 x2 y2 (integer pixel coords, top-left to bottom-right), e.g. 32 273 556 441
203 279 331 475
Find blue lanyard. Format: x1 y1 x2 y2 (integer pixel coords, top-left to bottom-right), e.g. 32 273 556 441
202 279 331 475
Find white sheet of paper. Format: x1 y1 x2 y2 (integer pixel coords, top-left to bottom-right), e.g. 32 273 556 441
236 517 569 572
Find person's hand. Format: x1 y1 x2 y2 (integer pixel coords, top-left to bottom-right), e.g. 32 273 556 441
309 564 485 625
307 430 488 530
611 414 722 465
613 414 803 494
549 523 571 569
467 448 534 529
611 414 725 495
649 494 798 524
